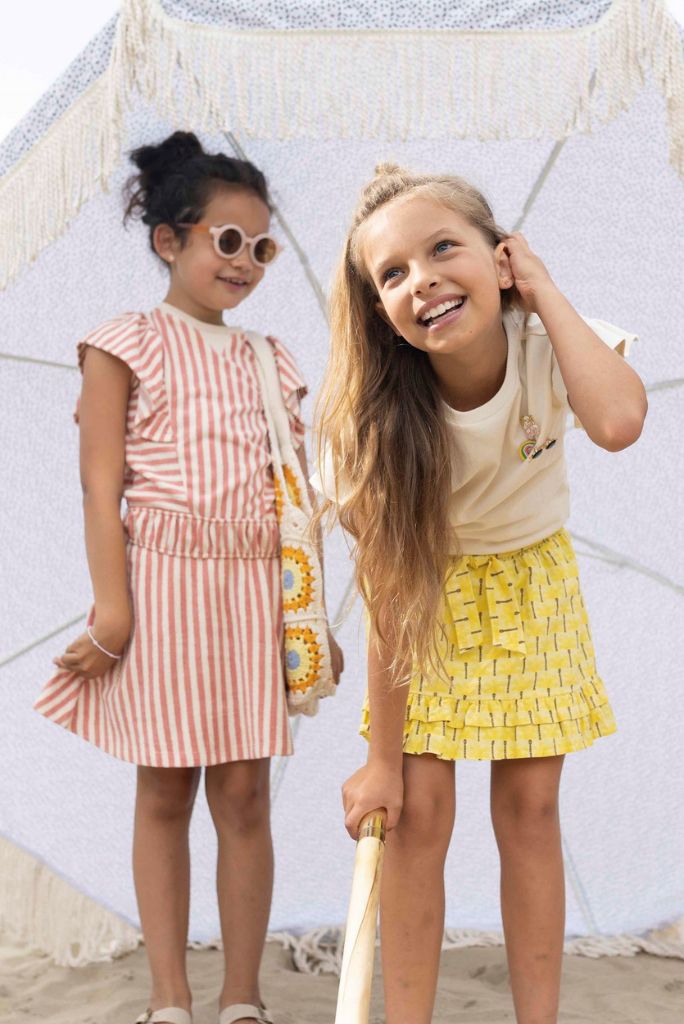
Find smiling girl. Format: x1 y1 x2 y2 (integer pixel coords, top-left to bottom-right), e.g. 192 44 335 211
314 164 646 1024
35 131 342 1024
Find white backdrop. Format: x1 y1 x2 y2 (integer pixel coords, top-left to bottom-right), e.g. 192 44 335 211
1 0 683 959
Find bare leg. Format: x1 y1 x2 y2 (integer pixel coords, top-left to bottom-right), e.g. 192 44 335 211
205 758 273 1024
380 753 455 1024
490 755 565 1024
133 766 201 1014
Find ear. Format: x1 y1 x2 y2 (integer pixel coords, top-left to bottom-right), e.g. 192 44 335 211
153 223 181 265
374 300 402 336
494 241 513 290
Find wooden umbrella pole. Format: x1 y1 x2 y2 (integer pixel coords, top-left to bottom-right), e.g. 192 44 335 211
334 810 387 1024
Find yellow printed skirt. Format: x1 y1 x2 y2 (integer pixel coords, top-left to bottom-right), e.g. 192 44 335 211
360 528 616 761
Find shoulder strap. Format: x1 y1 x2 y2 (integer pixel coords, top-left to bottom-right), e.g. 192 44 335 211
245 331 311 506
245 331 294 458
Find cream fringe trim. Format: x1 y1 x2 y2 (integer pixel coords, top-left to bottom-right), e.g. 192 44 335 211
1 835 683 968
0 73 122 291
0 835 140 967
0 0 683 289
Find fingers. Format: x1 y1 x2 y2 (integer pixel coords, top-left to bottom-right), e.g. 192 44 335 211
341 782 360 839
57 650 83 668
344 810 360 841
344 801 370 840
329 638 344 685
344 801 399 839
503 232 532 259
52 635 115 679
385 804 402 831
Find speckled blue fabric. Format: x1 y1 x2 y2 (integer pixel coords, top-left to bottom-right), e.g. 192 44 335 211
160 0 612 30
0 1 613 175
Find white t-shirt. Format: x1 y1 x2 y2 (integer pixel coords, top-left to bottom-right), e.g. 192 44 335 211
311 310 637 555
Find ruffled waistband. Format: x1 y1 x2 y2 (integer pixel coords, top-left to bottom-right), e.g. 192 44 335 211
124 506 280 559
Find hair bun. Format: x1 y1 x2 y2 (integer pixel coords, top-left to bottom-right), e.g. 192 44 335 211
131 131 204 183
374 161 403 178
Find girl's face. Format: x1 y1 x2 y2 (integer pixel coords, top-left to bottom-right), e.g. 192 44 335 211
155 185 271 324
361 195 511 356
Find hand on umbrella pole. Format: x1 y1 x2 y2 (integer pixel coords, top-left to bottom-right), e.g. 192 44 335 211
334 810 387 1024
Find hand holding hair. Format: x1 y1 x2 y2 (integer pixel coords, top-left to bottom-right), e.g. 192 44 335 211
502 232 557 313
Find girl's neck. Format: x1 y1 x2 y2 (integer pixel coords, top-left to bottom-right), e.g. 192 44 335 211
163 286 225 326
430 317 509 413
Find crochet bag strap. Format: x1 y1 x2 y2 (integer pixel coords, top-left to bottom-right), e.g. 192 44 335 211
244 331 311 513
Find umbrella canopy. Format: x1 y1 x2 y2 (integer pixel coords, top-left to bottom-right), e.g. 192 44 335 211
1 0 683 966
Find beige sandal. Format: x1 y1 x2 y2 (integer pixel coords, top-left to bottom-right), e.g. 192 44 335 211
218 1006 274 1024
135 1009 192 1024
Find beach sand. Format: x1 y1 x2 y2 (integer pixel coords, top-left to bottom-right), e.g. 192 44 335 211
2 935 683 1024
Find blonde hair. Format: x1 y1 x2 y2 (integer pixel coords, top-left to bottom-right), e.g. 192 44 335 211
315 163 513 679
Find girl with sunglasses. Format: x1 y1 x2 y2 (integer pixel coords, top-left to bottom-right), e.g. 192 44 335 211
35 131 343 1024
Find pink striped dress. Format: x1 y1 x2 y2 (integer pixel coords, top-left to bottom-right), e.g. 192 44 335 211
35 303 307 766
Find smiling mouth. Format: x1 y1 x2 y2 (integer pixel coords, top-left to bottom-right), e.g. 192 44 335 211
218 276 250 287
418 296 466 326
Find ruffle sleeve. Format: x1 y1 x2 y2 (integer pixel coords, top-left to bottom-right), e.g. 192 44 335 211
265 335 308 449
309 442 353 507
76 313 173 443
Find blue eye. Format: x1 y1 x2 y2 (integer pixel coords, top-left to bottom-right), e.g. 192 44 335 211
435 240 455 254
383 267 401 282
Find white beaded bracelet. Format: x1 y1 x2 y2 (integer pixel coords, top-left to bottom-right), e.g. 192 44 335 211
87 625 123 660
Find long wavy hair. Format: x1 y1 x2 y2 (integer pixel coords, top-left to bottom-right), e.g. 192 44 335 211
315 164 515 680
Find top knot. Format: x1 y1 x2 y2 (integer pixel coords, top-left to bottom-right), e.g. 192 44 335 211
130 131 204 186
374 162 404 178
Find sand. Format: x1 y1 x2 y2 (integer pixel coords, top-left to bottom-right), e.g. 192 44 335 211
2 935 683 1024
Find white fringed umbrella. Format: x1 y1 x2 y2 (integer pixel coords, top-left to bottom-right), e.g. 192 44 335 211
1 0 683 968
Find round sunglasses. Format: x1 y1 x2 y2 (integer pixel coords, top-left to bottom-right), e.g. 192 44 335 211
177 222 281 267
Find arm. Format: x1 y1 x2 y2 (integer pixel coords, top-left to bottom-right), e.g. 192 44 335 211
53 347 132 677
296 443 344 685
504 233 648 451
342 621 409 838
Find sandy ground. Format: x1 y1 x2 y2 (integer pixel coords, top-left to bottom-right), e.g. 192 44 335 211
2 936 683 1023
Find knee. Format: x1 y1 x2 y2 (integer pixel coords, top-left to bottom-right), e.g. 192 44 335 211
394 785 454 858
136 767 199 822
205 763 270 834
492 790 560 849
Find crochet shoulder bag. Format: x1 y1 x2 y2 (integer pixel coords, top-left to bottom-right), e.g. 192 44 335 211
246 332 337 717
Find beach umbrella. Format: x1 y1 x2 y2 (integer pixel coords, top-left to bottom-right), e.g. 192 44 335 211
1 0 683 969
334 811 386 1024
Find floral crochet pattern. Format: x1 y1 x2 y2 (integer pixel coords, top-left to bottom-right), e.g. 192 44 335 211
284 625 324 694
282 546 315 613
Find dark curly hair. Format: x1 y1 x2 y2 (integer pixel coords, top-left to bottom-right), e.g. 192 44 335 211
123 131 272 259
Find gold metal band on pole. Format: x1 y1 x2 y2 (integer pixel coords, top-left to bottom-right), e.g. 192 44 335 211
358 812 386 843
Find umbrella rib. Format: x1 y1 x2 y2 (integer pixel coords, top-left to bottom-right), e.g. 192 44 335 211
512 70 596 233
0 613 87 671
646 377 684 393
222 130 329 324
270 572 359 802
571 532 684 595
2 346 681 398
218 121 354 804
0 351 77 371
511 137 568 233
562 836 600 935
